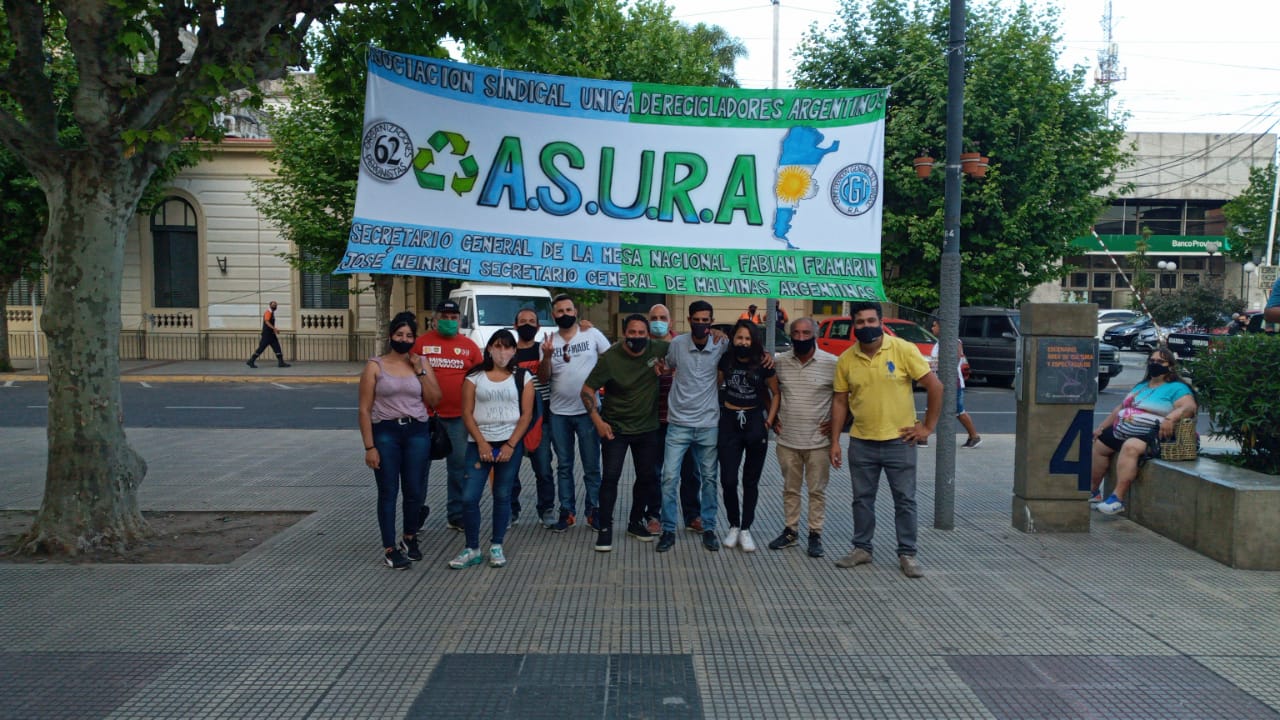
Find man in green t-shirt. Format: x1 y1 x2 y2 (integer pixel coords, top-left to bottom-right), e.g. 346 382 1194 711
581 314 669 552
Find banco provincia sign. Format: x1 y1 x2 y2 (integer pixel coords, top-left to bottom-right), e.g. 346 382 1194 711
340 47 888 300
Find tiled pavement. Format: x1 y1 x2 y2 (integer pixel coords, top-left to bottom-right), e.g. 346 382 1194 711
1 429 1277 719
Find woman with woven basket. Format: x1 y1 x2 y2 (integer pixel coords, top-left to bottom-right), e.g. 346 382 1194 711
1089 347 1197 515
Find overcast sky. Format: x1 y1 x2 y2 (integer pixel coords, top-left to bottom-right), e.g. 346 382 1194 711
665 0 1280 140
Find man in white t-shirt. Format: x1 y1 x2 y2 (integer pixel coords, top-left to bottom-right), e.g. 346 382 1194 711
540 294 611 532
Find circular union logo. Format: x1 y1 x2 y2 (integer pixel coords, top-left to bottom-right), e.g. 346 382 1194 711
361 122 414 181
829 163 879 217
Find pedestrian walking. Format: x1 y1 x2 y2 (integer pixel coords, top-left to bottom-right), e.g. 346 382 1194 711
357 312 442 569
929 318 982 449
450 330 535 570
830 303 942 579
246 300 290 368
717 320 778 553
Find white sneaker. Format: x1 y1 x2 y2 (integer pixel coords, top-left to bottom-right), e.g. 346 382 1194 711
1096 495 1126 515
723 527 740 549
448 547 482 569
739 529 757 553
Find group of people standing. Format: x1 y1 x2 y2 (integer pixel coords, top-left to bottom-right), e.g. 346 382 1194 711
359 297 942 579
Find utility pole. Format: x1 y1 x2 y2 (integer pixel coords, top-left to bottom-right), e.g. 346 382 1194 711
934 0 965 530
766 0 781 353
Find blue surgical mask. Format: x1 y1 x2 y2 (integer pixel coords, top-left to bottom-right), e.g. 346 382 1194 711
649 320 669 337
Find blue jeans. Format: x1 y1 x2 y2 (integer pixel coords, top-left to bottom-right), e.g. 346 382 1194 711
462 442 525 550
372 418 430 549
652 423 701 524
549 412 601 516
660 423 719 532
425 416 469 523
848 437 918 556
513 402 556 517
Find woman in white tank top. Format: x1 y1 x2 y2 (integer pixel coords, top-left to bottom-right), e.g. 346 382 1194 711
449 329 535 570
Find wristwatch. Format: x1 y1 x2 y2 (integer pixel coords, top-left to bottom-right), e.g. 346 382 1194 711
417 370 427 377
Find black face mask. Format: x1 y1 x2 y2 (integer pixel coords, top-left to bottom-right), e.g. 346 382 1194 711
625 337 648 354
791 337 815 356
389 339 414 354
554 314 577 330
733 344 752 359
854 325 884 344
516 324 538 342
690 321 711 339
1147 363 1168 377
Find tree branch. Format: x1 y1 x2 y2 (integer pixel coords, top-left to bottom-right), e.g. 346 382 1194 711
2 0 58 143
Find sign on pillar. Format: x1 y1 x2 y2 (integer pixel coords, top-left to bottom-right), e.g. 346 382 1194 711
1012 303 1098 533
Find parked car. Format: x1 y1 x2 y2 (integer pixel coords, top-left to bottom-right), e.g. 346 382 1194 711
1131 316 1193 351
1167 311 1268 361
1102 316 1155 349
816 317 936 358
959 306 1121 390
712 323 792 353
1097 309 1145 340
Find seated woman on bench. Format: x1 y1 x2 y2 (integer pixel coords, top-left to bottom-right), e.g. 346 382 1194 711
1089 347 1197 515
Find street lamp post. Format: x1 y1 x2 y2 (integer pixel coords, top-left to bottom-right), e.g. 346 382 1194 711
1157 260 1177 295
1244 260 1258 307
1205 241 1221 285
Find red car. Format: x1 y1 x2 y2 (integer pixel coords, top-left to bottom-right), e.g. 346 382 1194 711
817 317 937 358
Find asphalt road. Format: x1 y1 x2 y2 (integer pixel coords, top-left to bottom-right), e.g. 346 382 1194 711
1 351 1207 433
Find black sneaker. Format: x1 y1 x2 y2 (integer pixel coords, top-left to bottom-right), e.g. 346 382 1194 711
552 511 576 533
384 548 411 570
446 518 464 533
594 527 613 552
807 532 825 558
416 505 431 532
400 536 422 562
246 359 257 368
656 531 676 553
702 530 720 552
626 520 655 542
277 361 292 368
767 527 799 550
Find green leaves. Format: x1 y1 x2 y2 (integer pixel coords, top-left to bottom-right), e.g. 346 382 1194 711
796 0 1127 310
1194 333 1280 474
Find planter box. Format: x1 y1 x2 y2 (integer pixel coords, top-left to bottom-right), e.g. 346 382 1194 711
1128 455 1280 570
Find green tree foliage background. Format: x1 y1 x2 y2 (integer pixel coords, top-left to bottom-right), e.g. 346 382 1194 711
794 0 1129 310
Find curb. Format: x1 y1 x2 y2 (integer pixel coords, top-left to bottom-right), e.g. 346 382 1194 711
0 374 358 384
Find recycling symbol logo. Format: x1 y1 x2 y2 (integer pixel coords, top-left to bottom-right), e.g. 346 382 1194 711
413 130 479 196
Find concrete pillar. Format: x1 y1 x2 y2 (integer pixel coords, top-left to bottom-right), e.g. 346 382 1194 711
1012 303 1098 533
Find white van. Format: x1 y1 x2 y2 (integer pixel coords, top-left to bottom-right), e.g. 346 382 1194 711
448 282 555 348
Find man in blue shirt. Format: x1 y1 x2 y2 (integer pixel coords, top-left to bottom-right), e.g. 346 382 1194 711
1265 275 1280 324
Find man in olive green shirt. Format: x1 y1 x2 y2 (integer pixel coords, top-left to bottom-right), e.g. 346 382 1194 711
581 314 668 552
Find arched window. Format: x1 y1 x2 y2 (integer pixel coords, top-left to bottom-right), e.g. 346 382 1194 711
151 197 199 308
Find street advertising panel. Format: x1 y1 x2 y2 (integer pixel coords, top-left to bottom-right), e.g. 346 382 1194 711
338 48 887 300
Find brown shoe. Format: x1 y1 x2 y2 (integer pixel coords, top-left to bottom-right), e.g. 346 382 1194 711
835 548 872 568
685 517 703 533
898 554 924 578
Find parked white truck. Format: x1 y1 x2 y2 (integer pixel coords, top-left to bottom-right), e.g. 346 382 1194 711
447 282 555 348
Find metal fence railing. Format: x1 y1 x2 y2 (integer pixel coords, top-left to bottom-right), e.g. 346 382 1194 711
7 330 378 362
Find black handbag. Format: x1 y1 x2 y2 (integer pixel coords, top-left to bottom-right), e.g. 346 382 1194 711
428 416 452 460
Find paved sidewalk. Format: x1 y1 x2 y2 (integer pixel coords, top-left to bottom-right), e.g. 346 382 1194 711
1 431 1277 719
0 359 364 384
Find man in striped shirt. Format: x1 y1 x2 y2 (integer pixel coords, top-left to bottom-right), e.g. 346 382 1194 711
767 317 838 558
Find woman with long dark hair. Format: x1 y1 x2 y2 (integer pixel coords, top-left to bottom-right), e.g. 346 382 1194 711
450 329 535 569
1089 347 1197 515
358 312 442 569
717 319 779 552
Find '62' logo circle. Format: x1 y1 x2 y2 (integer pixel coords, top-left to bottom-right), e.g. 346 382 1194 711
361 122 414 181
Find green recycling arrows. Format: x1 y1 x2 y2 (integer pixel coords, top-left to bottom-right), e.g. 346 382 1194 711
412 130 478 195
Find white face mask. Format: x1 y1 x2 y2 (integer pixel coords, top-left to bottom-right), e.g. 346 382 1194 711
490 348 516 368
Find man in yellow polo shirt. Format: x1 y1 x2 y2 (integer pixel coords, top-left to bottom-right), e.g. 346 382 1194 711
829 302 942 578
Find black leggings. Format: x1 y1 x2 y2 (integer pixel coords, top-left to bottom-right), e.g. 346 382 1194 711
718 407 768 530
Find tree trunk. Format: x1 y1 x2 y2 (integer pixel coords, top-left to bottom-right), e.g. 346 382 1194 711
372 274 394 355
0 277 12 372
16 161 149 555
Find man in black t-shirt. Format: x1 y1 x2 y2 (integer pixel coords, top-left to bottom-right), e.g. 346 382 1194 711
247 300 290 368
580 314 669 552
513 308 557 527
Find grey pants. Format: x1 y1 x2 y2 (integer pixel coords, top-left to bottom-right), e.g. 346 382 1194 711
848 437 917 557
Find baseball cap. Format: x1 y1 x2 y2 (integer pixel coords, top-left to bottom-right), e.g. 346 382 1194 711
436 300 461 313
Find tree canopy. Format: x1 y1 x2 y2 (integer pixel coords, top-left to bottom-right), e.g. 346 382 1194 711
1223 163 1277 264
795 0 1129 310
